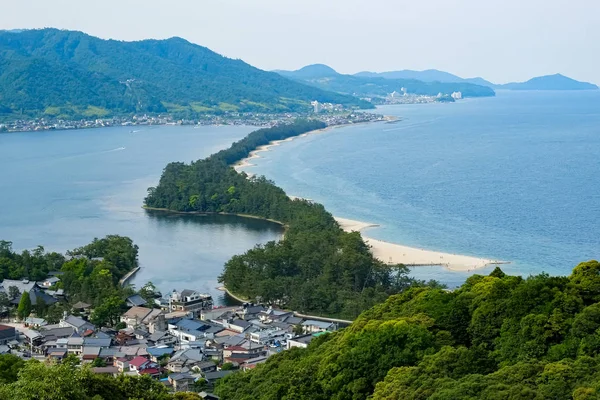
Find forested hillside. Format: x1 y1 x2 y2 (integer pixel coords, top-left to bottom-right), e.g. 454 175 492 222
0 29 369 120
215 261 600 400
145 120 436 318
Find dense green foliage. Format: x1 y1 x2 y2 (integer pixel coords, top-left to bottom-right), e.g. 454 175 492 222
215 261 600 400
0 359 201 400
145 120 430 318
0 235 138 324
277 64 496 98
0 241 65 281
0 29 369 120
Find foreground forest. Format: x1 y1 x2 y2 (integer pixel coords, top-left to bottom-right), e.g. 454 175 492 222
145 120 438 318
0 355 202 399
215 261 600 400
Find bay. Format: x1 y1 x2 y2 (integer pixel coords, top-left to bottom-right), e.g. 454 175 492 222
0 125 283 303
242 91 600 287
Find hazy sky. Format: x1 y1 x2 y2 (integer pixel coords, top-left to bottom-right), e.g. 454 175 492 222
1 0 598 84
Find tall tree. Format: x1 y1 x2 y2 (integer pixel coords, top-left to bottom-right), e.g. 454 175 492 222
17 291 31 320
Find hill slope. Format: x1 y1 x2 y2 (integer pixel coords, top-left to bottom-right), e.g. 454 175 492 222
215 261 600 400
277 65 496 99
498 73 599 90
356 69 496 87
0 29 369 119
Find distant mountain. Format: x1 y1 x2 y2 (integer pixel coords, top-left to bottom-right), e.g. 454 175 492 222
498 74 598 90
0 29 369 120
355 69 496 88
354 69 599 91
276 64 339 79
275 65 495 99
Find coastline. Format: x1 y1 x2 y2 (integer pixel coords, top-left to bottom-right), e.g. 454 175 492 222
335 217 508 272
142 206 287 230
233 120 389 173
232 120 508 273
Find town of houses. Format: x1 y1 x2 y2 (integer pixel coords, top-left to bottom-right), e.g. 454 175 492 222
0 278 338 397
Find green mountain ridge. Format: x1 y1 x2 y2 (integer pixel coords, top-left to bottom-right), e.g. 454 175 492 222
276 64 496 99
0 29 369 120
355 68 495 87
354 69 598 90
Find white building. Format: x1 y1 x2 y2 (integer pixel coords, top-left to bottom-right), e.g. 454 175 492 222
168 290 213 317
311 100 321 113
451 91 463 100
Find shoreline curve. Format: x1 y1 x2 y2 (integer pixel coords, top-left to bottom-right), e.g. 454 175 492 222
232 120 509 273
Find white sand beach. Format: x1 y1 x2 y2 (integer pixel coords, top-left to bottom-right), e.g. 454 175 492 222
234 127 331 172
335 217 507 272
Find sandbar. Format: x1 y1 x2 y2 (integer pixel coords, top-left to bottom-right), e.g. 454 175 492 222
335 217 507 272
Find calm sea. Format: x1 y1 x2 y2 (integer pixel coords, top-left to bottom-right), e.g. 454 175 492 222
242 91 600 287
0 125 283 303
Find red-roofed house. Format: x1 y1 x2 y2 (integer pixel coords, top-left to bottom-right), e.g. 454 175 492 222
128 356 159 375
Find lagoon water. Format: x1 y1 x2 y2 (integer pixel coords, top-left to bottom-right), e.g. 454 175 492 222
0 125 283 303
242 91 600 287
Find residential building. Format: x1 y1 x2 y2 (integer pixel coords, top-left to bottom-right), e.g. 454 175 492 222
240 355 268 371
167 348 205 373
0 324 16 345
168 290 213 317
258 307 293 323
120 307 162 329
126 294 147 307
301 320 336 334
60 314 95 334
168 372 196 392
67 334 84 355
203 370 233 385
200 306 239 321
168 318 215 342
114 357 130 372
147 347 174 363
287 334 314 350
40 276 60 288
128 355 158 374
25 317 47 328
148 330 176 346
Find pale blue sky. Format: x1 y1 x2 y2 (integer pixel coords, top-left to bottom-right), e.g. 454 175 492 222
1 0 598 84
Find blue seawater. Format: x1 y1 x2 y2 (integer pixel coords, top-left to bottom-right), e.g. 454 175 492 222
0 125 283 303
243 91 600 287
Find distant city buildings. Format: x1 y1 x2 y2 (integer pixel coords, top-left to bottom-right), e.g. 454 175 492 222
311 100 321 113
451 91 463 100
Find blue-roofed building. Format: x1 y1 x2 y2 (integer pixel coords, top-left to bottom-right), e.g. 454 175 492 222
126 294 147 307
169 319 214 342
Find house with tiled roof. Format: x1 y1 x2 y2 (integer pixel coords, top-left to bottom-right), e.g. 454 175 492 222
60 314 95 334
0 324 16 345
